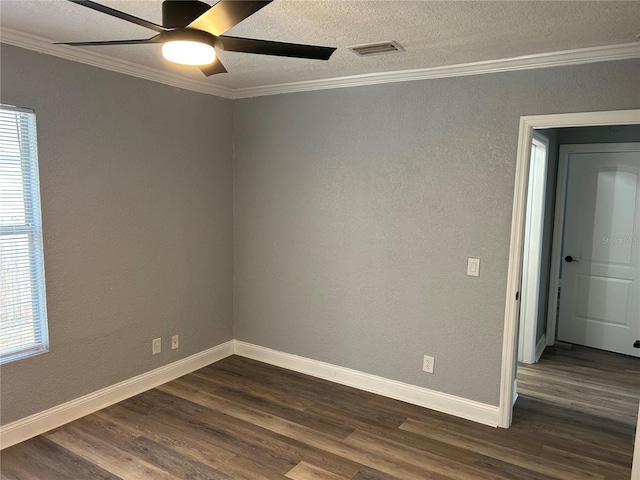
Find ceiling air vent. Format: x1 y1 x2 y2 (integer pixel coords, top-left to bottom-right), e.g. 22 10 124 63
348 41 404 57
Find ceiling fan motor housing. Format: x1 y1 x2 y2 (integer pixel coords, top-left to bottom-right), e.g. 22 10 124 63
162 0 210 29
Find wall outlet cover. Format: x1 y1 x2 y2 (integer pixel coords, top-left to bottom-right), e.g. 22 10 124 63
423 355 434 374
152 338 162 355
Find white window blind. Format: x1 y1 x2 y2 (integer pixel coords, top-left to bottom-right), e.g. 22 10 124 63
0 105 49 363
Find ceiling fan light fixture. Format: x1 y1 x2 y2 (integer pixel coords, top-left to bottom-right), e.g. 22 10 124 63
162 40 216 66
58 0 336 76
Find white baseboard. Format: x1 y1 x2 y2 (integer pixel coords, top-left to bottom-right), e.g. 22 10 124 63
1 338 502 449
0 340 234 449
512 379 519 406
233 341 500 427
2 338 636 473
535 334 547 363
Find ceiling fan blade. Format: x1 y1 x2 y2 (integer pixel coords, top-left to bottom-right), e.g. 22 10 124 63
199 57 228 76
188 0 272 37
219 36 336 60
67 0 166 33
56 36 162 47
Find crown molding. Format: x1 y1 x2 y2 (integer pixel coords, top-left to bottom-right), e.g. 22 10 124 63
0 28 234 99
234 42 640 98
2 27 638 100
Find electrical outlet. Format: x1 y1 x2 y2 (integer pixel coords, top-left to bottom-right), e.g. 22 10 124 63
152 338 161 355
423 355 434 374
171 335 179 350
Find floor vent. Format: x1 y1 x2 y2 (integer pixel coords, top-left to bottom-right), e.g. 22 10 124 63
348 41 404 57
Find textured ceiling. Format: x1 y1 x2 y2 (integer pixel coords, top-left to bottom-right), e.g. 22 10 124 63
1 0 639 90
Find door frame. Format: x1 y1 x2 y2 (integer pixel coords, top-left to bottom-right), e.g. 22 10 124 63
547 142 640 353
633 402 640 480
498 109 640 429
518 132 550 364
544 146 570 350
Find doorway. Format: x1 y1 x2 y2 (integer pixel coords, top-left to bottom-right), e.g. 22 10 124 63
499 109 640 429
518 137 640 363
506 117 640 477
553 143 640 357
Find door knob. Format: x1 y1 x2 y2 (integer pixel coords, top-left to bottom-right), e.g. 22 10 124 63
564 255 579 263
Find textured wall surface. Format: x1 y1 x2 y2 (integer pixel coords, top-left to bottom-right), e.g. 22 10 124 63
0 45 234 425
233 59 640 406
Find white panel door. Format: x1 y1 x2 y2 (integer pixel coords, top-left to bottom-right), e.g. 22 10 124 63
557 144 640 357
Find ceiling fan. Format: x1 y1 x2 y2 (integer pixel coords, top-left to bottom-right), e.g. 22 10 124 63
57 0 337 76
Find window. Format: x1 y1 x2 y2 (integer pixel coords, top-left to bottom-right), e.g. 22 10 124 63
0 105 49 363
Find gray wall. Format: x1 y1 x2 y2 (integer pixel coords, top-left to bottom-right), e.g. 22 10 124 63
233 59 640 406
0 45 234 424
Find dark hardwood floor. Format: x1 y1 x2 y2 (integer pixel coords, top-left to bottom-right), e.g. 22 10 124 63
2 345 638 479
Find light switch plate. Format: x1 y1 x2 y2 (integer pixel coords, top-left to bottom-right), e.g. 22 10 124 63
467 257 480 277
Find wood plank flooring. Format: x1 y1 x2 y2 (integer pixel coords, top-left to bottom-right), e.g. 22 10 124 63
2 345 638 479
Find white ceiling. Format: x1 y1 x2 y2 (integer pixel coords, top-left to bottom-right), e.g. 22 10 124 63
1 0 639 93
